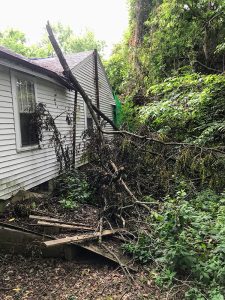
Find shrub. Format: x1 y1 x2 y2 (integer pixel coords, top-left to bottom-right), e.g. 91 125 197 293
123 188 225 298
132 73 225 146
54 170 91 209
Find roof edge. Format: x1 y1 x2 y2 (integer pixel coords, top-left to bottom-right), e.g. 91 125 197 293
0 49 73 89
70 50 94 72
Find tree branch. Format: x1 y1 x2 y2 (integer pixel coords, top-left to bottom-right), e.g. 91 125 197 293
102 130 225 155
46 22 118 132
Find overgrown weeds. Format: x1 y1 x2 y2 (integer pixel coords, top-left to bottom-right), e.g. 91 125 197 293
124 188 225 299
54 170 92 209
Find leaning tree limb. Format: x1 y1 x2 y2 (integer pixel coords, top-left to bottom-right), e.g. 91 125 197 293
46 22 118 132
46 21 101 131
46 22 151 212
92 103 118 130
102 130 225 155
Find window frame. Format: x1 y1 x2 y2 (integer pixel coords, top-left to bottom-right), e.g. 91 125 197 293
111 104 117 125
84 103 94 130
11 71 39 152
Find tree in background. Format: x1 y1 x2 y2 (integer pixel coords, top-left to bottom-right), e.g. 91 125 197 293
106 0 225 97
39 23 105 56
0 23 105 58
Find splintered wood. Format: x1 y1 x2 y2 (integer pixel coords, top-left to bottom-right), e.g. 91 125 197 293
43 229 124 247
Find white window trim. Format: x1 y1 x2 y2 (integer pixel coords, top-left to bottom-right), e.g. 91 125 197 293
11 70 39 152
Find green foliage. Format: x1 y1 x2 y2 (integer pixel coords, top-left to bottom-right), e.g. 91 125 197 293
55 170 91 209
135 73 225 146
0 28 50 58
106 2 225 298
106 0 225 95
120 99 141 131
0 23 105 58
105 37 133 94
142 0 225 81
124 188 225 298
40 23 105 56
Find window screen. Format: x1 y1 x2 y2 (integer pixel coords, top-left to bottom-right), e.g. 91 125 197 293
16 79 38 147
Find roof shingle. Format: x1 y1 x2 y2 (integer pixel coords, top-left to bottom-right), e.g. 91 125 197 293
30 51 93 75
0 46 94 87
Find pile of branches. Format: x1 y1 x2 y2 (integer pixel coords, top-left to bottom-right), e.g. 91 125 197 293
82 125 225 228
45 21 225 229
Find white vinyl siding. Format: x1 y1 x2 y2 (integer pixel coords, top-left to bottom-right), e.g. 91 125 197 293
72 53 115 132
0 52 114 200
97 57 115 133
0 66 82 200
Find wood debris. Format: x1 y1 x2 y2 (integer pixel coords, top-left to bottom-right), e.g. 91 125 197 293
43 229 125 247
77 241 137 272
29 215 89 227
37 220 94 231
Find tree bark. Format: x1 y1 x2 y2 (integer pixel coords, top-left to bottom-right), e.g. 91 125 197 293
46 22 118 132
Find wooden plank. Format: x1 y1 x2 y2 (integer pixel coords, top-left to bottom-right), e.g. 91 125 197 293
77 242 137 272
43 229 123 247
29 215 60 222
37 221 94 231
29 215 89 227
0 221 52 238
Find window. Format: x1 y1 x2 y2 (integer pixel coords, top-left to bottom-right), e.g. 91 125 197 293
86 106 93 129
112 104 117 125
16 78 38 147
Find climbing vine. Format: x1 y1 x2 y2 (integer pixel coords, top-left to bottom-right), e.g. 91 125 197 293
33 102 73 172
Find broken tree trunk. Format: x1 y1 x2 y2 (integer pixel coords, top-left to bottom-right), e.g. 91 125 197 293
43 229 124 247
46 22 118 132
45 22 151 212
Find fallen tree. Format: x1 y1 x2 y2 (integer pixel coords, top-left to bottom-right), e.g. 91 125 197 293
45 21 225 220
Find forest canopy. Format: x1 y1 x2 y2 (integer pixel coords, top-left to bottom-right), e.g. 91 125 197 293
106 0 225 94
0 23 105 58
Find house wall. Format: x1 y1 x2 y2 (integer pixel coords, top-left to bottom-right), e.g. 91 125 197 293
0 64 85 200
97 56 115 132
0 53 115 200
72 53 115 132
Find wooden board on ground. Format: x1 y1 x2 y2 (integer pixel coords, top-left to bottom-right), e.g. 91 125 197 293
29 215 89 227
43 229 124 247
0 223 65 258
76 240 138 272
37 221 94 231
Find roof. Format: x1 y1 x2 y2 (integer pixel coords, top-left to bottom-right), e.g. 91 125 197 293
0 46 31 62
31 51 93 75
0 46 93 88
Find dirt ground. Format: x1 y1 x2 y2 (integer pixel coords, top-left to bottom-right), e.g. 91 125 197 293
0 253 163 300
0 195 175 300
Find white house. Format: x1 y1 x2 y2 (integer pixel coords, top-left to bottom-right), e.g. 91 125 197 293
0 46 115 200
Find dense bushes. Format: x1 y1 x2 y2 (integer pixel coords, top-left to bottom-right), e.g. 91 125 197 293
108 73 225 298
122 73 225 147
123 188 225 299
104 1 225 298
